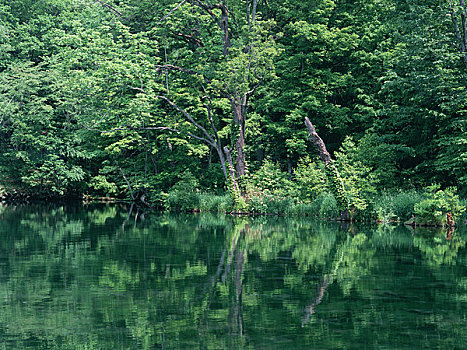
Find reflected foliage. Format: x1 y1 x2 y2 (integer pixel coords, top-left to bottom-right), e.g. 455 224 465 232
0 205 465 349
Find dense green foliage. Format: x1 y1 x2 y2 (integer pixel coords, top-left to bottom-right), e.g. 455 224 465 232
413 184 466 225
0 0 465 219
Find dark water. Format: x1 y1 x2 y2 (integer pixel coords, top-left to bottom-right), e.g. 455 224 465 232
0 204 466 349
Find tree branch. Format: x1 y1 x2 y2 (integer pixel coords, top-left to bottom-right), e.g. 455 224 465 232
189 0 221 25
156 95 217 146
202 96 220 146
82 123 178 134
189 0 232 56
158 0 189 23
186 131 216 148
154 64 199 75
93 0 123 17
245 81 262 97
170 32 204 47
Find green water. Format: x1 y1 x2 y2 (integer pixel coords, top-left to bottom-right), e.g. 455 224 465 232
0 204 466 349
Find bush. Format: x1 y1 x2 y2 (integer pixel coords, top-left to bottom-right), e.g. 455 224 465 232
334 136 377 212
460 198 467 224
266 197 292 214
247 195 269 214
247 194 291 214
217 194 234 213
167 171 200 212
242 160 295 214
391 190 424 220
293 157 327 201
245 160 294 198
317 193 339 219
414 185 465 226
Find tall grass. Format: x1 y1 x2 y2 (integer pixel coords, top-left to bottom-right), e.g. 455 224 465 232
247 195 291 214
166 188 465 226
288 193 339 218
197 193 232 213
363 190 424 222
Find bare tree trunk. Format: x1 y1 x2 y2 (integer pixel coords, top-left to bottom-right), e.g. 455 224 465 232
446 211 455 227
304 117 332 165
287 156 292 176
215 147 229 183
223 146 241 197
231 98 247 177
119 167 135 201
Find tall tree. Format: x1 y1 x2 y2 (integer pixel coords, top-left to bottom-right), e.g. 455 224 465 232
77 0 280 199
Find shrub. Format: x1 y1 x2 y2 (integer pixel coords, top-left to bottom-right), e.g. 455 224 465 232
334 136 377 212
167 171 200 212
247 194 291 214
246 160 293 195
293 157 327 202
317 193 339 219
247 195 268 214
414 185 465 226
290 203 314 216
460 198 467 224
266 197 292 214
243 160 294 214
217 194 234 213
89 175 118 197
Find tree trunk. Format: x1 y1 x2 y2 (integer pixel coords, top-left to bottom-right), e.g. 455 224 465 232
223 146 241 197
231 97 247 177
215 146 229 184
446 211 455 227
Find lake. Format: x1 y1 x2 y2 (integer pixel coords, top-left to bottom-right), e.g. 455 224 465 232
0 204 465 349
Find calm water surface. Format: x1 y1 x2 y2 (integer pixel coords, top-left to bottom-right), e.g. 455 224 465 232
0 204 466 349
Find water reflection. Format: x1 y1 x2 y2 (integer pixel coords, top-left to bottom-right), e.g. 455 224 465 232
0 203 465 349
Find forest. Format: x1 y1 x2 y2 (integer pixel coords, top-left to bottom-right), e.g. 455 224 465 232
0 0 466 223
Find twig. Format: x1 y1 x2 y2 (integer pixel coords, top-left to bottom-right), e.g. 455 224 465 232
82 122 178 134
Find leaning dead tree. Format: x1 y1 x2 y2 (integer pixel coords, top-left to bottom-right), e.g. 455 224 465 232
304 117 350 220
